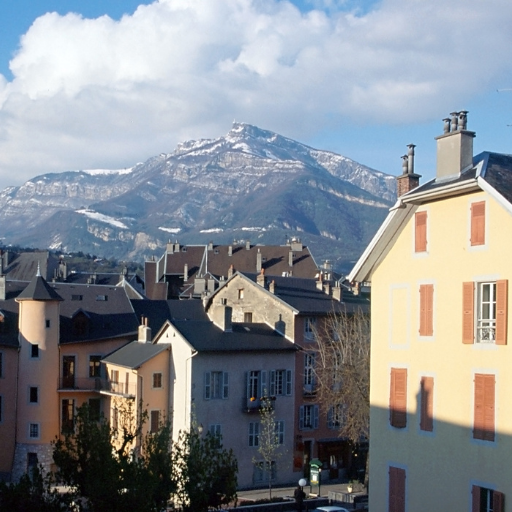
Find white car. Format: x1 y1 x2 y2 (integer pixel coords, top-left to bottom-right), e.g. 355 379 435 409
311 507 350 512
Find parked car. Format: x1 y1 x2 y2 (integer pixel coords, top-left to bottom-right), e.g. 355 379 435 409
311 507 350 512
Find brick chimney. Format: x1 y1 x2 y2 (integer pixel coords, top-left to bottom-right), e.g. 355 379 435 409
396 143 421 196
435 111 475 181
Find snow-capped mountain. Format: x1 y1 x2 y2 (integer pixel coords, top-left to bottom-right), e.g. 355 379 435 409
0 123 396 272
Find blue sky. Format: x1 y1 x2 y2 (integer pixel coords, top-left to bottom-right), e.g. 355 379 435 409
0 0 512 190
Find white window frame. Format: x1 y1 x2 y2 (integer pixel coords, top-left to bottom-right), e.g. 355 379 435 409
477 282 497 343
275 420 285 444
269 369 292 396
204 371 229 400
327 404 345 429
299 404 319 430
249 421 260 447
304 353 315 392
209 424 222 437
253 461 276 483
29 423 40 439
304 317 317 340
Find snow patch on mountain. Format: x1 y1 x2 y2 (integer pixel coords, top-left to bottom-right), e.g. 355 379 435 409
76 209 128 229
80 168 135 176
159 227 181 234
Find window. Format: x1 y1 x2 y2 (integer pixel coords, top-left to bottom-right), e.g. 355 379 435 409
473 373 495 442
253 461 276 483
209 424 222 437
205 371 229 399
29 423 40 439
30 344 39 358
45 319 51 328
71 294 83 301
304 353 315 393
29 386 38 404
89 355 101 378
472 486 504 512
470 201 486 246
299 404 319 430
112 408 119 437
328 404 345 430
62 399 74 434
111 370 119 393
419 284 433 336
463 281 508 345
275 420 285 444
304 317 316 340
89 398 101 421
390 368 407 428
96 295 108 301
270 369 292 396
244 312 253 323
62 356 76 388
420 377 434 432
247 370 266 401
414 211 427 252
238 289 244 299
388 466 406 512
0 395 2 422
150 410 160 433
27 453 38 472
0 352 2 377
153 372 163 389
249 422 260 447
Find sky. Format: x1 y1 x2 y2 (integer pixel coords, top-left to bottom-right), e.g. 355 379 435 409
1 0 512 191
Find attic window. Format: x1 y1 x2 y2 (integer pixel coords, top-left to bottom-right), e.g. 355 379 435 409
96 295 108 301
214 249 219 254
182 247 187 252
71 295 83 301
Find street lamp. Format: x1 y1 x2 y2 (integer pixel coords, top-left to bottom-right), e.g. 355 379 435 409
299 478 307 490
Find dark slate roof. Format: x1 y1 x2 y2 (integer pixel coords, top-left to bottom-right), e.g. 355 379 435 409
173 320 297 353
52 283 139 344
2 251 60 282
480 151 512 205
242 273 369 315
102 341 171 369
131 299 209 335
0 281 26 348
17 274 64 302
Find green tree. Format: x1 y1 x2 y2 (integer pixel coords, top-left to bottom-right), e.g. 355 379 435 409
0 466 67 512
254 397 284 500
174 426 238 512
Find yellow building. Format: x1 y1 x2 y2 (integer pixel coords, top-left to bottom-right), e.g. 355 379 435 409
350 112 509 511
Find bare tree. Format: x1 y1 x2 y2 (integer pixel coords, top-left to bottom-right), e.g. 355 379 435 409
313 308 370 482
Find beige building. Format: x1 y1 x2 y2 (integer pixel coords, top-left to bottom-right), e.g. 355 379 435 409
350 112 510 511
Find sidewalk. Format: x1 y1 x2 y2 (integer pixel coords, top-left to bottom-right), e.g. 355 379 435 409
237 481 363 502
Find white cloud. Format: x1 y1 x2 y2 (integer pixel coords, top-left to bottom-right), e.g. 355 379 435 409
1 0 512 188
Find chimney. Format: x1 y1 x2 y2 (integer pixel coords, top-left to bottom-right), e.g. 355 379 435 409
323 283 330 295
289 251 293 268
184 263 189 282
166 240 174 253
208 241 213 251
396 143 421 196
435 110 475 181
228 245 233 257
316 273 323 291
332 283 342 302
256 249 262 272
269 280 276 294
246 240 251 250
218 305 233 332
257 268 265 287
0 274 5 301
207 278 215 294
138 316 152 343
228 264 234 279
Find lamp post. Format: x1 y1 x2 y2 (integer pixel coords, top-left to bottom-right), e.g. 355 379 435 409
296 479 307 512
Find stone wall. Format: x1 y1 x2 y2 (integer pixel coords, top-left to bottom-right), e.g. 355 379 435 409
11 442 54 481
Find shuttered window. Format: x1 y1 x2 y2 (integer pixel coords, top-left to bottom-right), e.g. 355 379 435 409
390 368 407 428
496 279 508 345
420 376 434 432
419 284 433 336
472 486 505 512
389 466 406 512
473 374 495 442
470 201 485 246
415 211 427 253
150 410 160 433
463 282 475 344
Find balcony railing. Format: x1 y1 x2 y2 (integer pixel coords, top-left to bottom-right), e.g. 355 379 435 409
58 377 103 391
99 380 137 398
243 396 276 413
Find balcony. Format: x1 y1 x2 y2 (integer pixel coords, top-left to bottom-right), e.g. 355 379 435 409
303 384 316 396
99 380 137 398
243 396 276 413
58 377 103 392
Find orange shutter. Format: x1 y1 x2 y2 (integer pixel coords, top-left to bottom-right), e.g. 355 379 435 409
419 284 433 336
470 201 485 246
496 279 508 345
474 374 495 442
472 486 481 512
494 491 505 512
390 368 407 428
462 282 475 344
420 376 434 432
389 467 406 512
415 211 427 252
